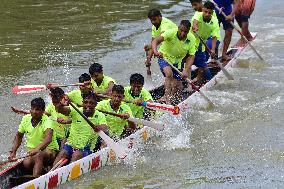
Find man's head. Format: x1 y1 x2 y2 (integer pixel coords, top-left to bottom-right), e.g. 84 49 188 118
202 1 215 21
111 85 125 106
30 97 45 120
89 63 104 83
148 9 162 28
49 87 65 104
177 20 191 40
189 0 203 12
79 73 92 93
82 91 98 116
130 73 144 96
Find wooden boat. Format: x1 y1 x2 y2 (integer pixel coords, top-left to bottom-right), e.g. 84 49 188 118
0 33 256 189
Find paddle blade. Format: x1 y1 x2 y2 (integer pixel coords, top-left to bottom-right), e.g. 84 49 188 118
128 117 165 131
143 102 180 115
12 85 47 94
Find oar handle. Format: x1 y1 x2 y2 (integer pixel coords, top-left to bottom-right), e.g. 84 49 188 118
69 102 127 159
0 154 30 166
96 109 126 119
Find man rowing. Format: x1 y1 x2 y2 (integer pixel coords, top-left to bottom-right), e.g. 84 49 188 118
144 9 177 68
96 85 136 139
191 1 221 84
89 63 116 95
9 97 59 177
151 20 197 104
53 92 108 164
124 73 153 119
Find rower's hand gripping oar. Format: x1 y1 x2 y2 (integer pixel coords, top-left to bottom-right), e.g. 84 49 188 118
195 32 234 80
97 109 165 131
69 102 127 159
96 93 180 115
167 63 215 107
210 0 264 61
0 154 31 169
12 83 84 94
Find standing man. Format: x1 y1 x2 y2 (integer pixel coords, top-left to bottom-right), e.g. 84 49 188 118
144 9 177 68
89 62 116 95
213 0 239 61
9 98 59 176
152 20 196 104
235 0 256 47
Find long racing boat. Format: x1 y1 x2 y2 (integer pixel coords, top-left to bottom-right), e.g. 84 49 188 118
0 33 257 189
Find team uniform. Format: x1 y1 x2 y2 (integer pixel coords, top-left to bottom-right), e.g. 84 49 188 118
235 0 256 22
124 86 153 119
96 99 133 138
18 114 59 152
152 17 177 39
91 75 116 93
158 28 197 80
213 0 235 30
45 103 70 147
63 107 107 157
67 89 84 107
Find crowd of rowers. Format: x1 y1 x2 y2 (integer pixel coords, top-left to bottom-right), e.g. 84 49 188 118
7 0 256 177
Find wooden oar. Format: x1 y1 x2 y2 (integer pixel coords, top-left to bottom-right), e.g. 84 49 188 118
69 102 127 159
97 109 165 131
195 32 234 80
210 0 264 61
167 63 215 107
96 93 180 115
49 158 68 172
12 83 83 94
0 154 30 169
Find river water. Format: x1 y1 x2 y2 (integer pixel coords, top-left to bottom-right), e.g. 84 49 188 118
0 0 283 188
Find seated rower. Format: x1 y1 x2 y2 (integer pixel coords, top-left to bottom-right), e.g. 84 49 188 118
67 73 93 107
124 73 153 119
96 85 136 139
53 92 108 164
8 97 59 177
89 62 116 95
152 20 197 104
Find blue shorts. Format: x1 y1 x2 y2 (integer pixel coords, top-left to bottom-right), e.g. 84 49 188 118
158 58 183 81
216 14 234 30
63 144 92 158
193 45 208 68
205 38 221 62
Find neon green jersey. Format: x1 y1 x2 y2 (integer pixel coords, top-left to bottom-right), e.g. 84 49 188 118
191 11 221 51
67 89 83 107
45 103 70 139
67 107 107 150
91 75 116 94
159 28 197 69
124 86 153 119
96 99 133 138
152 17 177 38
18 114 59 151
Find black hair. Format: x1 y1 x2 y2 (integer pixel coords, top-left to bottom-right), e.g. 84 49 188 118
203 1 215 10
180 20 191 30
79 73 91 83
148 9 162 19
112 85 125 94
50 87 65 98
89 63 103 75
31 97 45 111
82 91 98 102
130 73 144 85
189 0 202 3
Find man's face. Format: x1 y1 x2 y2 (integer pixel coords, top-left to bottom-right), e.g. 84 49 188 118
83 97 96 115
150 16 162 28
191 2 202 11
79 81 92 93
111 91 124 106
91 72 103 83
130 82 143 96
202 7 213 21
177 24 189 40
30 106 44 120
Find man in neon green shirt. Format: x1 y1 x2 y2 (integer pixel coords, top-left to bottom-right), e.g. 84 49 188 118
9 97 59 177
67 73 93 107
53 92 108 165
144 9 177 68
191 1 221 84
124 73 153 119
152 20 197 104
96 85 136 139
89 63 115 95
